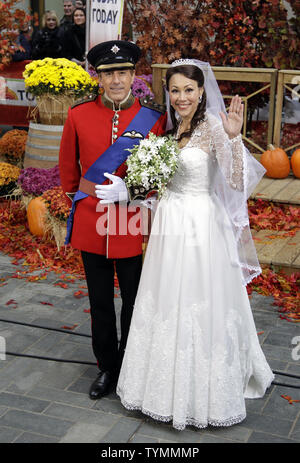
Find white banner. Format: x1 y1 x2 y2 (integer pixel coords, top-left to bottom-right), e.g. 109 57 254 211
89 0 125 49
0 77 36 107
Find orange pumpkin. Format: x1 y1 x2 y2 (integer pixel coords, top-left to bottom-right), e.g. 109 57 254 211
27 197 47 237
291 148 300 178
260 145 290 179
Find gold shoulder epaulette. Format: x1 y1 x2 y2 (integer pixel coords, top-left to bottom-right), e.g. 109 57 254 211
71 93 98 109
139 97 166 114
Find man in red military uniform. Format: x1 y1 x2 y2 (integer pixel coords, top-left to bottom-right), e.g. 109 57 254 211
59 40 166 399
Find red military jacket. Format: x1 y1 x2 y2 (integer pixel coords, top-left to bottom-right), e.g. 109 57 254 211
59 93 167 258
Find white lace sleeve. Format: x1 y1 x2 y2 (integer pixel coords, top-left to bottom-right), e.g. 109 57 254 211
210 116 244 192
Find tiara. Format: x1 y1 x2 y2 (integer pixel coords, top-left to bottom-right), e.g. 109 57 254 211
171 59 196 67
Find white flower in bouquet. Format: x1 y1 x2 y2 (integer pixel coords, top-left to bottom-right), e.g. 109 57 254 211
125 133 180 197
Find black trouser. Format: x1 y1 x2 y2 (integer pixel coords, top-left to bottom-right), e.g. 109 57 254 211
81 251 143 374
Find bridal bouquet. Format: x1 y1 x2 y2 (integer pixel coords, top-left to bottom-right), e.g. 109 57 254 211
125 133 179 199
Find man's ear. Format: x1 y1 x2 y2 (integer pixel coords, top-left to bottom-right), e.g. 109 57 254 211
131 70 135 85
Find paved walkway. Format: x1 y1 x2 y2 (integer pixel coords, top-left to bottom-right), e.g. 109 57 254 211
0 252 299 444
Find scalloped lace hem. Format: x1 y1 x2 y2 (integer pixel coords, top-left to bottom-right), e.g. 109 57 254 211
242 266 262 286
117 392 246 430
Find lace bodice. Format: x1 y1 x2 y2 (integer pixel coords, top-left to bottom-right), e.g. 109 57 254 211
167 116 244 196
168 147 216 195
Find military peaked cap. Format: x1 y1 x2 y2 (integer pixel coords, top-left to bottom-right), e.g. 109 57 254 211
87 40 141 72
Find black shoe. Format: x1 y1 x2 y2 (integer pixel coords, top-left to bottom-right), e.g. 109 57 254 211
89 371 112 400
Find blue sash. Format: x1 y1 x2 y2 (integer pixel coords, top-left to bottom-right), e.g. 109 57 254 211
65 105 162 244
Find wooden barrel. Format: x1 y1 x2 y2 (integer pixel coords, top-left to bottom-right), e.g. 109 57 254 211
24 122 64 169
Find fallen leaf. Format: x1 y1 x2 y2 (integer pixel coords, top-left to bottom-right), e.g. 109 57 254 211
74 290 88 298
54 282 69 289
5 299 17 306
281 394 300 405
61 324 78 330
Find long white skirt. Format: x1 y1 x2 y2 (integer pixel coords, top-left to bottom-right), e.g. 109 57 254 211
117 189 274 430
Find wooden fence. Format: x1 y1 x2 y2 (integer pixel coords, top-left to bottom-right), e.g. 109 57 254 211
273 70 300 152
151 64 300 155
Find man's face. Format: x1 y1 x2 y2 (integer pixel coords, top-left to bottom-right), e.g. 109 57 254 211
64 1 74 16
99 69 135 105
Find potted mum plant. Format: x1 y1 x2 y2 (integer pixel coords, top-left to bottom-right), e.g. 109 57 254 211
23 58 99 125
0 162 21 196
0 129 27 168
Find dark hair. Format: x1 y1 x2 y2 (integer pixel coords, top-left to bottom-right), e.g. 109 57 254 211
72 7 86 21
165 65 206 141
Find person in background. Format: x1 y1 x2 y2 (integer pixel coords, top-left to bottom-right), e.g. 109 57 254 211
31 10 64 60
60 0 76 35
12 21 33 61
63 7 86 67
75 0 85 8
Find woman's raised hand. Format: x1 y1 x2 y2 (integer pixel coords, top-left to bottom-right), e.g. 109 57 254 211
220 95 244 139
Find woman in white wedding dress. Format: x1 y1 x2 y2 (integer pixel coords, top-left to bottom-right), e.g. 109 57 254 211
116 59 274 430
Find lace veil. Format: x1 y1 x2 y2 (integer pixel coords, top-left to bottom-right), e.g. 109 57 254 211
166 59 266 285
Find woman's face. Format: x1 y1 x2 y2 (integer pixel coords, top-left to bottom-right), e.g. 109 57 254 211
73 9 86 25
45 15 57 29
168 73 203 121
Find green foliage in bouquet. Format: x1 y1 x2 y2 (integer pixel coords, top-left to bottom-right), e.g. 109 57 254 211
125 133 179 198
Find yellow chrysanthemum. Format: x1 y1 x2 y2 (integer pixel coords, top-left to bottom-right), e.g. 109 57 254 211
0 162 21 186
23 58 99 98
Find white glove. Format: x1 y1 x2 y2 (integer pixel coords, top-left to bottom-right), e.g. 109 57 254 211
95 173 129 204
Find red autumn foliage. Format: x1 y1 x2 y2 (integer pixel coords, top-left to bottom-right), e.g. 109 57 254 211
42 186 70 222
73 290 88 298
123 0 300 73
123 1 208 73
61 324 78 330
0 199 298 320
0 0 32 70
123 0 300 121
0 199 85 279
248 198 300 319
249 267 300 322
54 282 69 289
248 199 300 233
281 394 300 405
